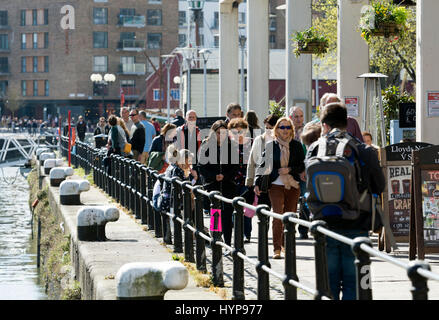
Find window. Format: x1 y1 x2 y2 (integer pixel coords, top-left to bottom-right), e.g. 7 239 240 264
178 34 187 47
93 32 108 48
21 81 26 96
213 12 219 29
21 34 26 49
0 34 8 50
93 8 107 25
120 56 135 64
32 9 38 26
179 11 186 26
120 32 135 41
44 32 49 48
93 56 107 72
147 33 162 49
0 81 7 96
21 57 26 73
0 11 7 26
239 12 246 25
45 80 49 96
33 33 38 49
148 0 162 4
153 89 163 101
120 8 136 16
20 10 26 26
44 56 49 72
33 80 38 96
147 9 162 26
214 35 219 48
94 0 108 2
121 80 136 96
170 89 180 101
147 57 159 74
44 9 49 25
269 17 277 31
0 57 8 73
33 56 38 73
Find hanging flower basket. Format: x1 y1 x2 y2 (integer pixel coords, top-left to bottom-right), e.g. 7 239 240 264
292 27 329 57
370 21 401 37
359 2 408 44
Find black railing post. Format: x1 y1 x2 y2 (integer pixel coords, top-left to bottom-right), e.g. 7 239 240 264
172 177 183 253
209 191 224 287
135 163 142 220
140 165 148 225
93 151 98 186
310 220 332 300
161 175 172 245
283 213 299 300
256 204 270 300
182 181 195 263
114 156 120 201
352 237 373 300
120 157 125 205
407 260 431 300
193 186 207 273
146 170 155 231
232 197 246 300
153 175 162 239
124 158 130 208
109 154 114 198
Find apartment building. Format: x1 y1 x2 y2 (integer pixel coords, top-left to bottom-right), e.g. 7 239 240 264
0 0 178 120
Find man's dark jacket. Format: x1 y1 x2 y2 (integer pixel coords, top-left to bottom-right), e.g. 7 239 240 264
130 122 146 154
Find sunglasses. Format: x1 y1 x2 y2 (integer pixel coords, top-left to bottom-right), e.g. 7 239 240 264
129 114 138 117
278 126 292 130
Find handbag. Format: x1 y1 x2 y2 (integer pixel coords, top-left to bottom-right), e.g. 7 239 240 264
123 142 132 154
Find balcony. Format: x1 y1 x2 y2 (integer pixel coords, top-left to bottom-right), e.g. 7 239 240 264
119 63 146 75
117 39 145 52
120 87 140 98
117 15 146 28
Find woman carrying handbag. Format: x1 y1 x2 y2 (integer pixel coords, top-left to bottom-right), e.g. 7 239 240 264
254 117 305 259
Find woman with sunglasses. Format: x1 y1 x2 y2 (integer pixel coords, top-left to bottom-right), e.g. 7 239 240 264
254 117 305 259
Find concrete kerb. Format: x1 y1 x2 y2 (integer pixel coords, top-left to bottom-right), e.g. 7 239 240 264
38 167 221 300
50 166 74 187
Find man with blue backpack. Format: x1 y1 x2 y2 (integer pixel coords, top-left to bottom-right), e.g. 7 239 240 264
305 102 385 300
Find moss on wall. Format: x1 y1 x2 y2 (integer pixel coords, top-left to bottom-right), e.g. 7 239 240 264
27 167 80 300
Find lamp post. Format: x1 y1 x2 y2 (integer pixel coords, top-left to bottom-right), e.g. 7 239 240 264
161 54 176 122
187 0 205 68
199 49 211 117
90 73 116 116
179 47 197 114
238 25 246 112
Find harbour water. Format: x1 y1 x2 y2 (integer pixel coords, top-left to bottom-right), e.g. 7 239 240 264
0 166 47 300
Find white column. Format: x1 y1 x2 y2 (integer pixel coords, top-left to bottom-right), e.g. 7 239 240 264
337 0 369 125
286 0 312 123
247 0 269 120
219 1 241 116
416 0 439 144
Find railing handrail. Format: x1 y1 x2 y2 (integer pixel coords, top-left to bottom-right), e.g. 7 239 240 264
63 137 439 300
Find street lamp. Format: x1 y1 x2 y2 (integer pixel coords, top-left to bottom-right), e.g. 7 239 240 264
90 73 116 116
239 25 247 112
199 49 211 117
161 54 176 122
187 0 205 68
179 47 197 114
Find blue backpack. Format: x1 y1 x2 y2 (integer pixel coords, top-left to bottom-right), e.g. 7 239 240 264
305 130 365 221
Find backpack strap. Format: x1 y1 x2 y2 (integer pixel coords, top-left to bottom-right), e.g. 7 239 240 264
316 137 329 158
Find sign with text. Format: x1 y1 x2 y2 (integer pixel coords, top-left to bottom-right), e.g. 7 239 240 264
409 145 439 260
427 92 439 117
380 142 432 251
399 102 416 128
344 96 359 117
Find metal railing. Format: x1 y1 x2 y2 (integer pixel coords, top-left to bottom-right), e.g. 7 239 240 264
61 136 439 300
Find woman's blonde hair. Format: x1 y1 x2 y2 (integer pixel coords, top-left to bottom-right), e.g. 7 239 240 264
273 117 295 139
117 117 130 136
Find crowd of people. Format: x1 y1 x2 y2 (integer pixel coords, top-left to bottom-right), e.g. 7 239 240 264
0 115 57 135
63 95 384 301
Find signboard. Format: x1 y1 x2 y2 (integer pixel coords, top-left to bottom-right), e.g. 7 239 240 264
409 145 439 260
344 96 359 117
196 117 226 130
380 142 432 252
427 92 439 117
399 102 416 128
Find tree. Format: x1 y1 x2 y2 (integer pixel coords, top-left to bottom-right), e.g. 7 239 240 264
311 0 416 88
5 88 22 118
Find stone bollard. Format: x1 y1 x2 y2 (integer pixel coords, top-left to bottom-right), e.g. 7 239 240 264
35 147 50 160
43 158 64 175
59 180 90 205
76 206 119 241
49 167 74 187
39 152 56 166
116 261 189 300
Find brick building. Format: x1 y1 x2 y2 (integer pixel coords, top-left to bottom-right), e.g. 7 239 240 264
0 0 178 121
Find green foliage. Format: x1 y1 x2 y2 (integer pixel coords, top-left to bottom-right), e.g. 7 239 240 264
292 27 329 58
268 101 285 118
359 1 409 43
382 85 415 143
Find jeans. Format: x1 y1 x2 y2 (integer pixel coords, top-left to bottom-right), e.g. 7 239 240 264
325 230 368 300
